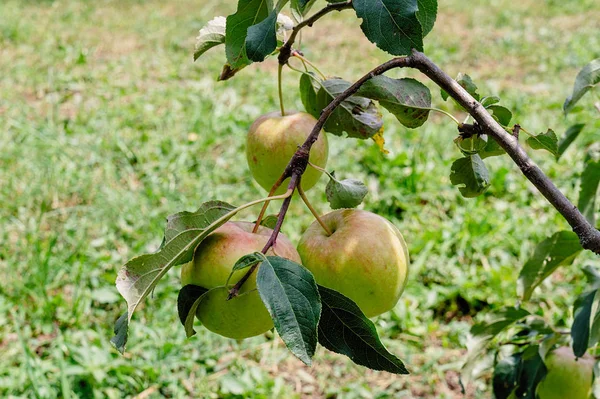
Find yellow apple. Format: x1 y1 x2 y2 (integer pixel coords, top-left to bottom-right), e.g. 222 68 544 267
246 111 328 195
536 346 595 399
181 221 301 339
297 209 409 318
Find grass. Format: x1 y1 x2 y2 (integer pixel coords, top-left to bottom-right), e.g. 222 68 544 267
1 0 600 397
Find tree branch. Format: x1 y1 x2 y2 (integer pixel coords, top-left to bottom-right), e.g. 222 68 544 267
278 1 353 66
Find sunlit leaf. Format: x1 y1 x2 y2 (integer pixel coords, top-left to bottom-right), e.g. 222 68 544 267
194 16 226 61
564 59 600 115
526 129 558 158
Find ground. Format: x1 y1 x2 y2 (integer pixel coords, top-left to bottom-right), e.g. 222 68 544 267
1 0 600 398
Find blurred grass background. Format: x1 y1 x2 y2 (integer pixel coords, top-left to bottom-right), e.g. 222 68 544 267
1 0 600 397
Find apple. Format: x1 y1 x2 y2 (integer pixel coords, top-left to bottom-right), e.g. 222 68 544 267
536 346 595 399
246 111 328 195
297 209 409 318
181 221 301 339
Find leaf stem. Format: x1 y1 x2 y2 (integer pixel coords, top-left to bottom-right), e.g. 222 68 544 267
292 53 326 80
253 174 286 233
298 184 332 236
278 63 286 116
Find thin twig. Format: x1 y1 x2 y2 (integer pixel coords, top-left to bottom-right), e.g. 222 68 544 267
298 184 332 236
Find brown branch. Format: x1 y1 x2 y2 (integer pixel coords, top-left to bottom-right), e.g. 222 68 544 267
278 1 353 66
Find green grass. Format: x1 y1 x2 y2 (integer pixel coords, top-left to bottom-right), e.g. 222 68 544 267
1 0 600 397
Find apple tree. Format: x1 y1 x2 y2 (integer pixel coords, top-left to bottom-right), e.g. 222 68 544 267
111 0 600 395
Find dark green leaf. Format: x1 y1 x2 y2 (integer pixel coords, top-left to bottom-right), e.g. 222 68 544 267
578 157 600 226
164 200 236 243
493 354 522 399
194 16 227 61
526 129 558 157
517 231 583 301
257 256 321 365
246 10 278 62
488 105 512 126
572 289 597 358
358 76 431 128
456 73 480 101
557 124 585 160
454 135 487 156
589 302 600 348
325 172 368 209
110 312 129 354
316 78 383 139
514 348 546 399
317 285 408 374
416 0 437 37
564 59 600 115
479 135 506 159
299 73 320 117
353 0 423 56
583 265 600 290
177 285 209 338
449 155 490 198
225 0 273 68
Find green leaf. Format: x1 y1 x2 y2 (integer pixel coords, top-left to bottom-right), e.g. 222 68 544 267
454 135 487 156
291 0 317 20
325 172 368 209
578 157 600 226
449 154 490 198
353 0 423 56
493 354 522 399
583 265 600 290
479 135 506 159
226 252 267 286
526 129 558 157
514 347 546 399
110 312 129 354
571 289 597 358
164 200 236 244
416 0 437 37
517 231 583 301
258 214 279 229
488 105 512 126
246 10 278 62
194 16 227 61
316 78 383 139
257 256 321 365
358 76 431 128
557 124 585 160
564 59 600 115
481 96 501 108
177 285 209 338
317 285 408 374
225 0 273 68
299 73 320 117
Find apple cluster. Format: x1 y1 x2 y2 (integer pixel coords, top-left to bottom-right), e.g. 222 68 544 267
181 111 410 339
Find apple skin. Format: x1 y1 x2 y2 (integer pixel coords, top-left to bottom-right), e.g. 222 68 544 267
297 209 409 318
536 346 595 399
246 111 328 195
181 221 301 339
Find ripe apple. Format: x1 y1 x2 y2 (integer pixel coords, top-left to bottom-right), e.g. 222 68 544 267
536 346 595 399
246 111 329 195
297 209 409 317
181 221 301 339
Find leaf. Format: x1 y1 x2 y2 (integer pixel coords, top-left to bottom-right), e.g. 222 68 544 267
257 256 321 365
493 354 522 399
526 129 558 157
479 135 506 159
481 96 501 108
246 10 278 62
325 172 368 209
449 154 490 198
226 252 267 286
110 312 129 354
416 0 437 37
578 157 600 226
454 135 487 156
164 201 236 244
571 289 597 358
583 265 600 290
353 0 423 56
316 78 383 139
194 16 227 61
557 124 585 160
317 285 408 374
488 105 512 126
259 214 278 229
177 285 209 338
461 308 530 384
299 73 320 117
291 0 317 20
514 347 546 399
564 59 600 115
358 76 431 128
225 0 273 68
517 231 583 301
456 73 480 101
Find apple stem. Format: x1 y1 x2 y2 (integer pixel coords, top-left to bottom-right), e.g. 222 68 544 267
298 184 332 236
278 63 286 116
253 174 286 233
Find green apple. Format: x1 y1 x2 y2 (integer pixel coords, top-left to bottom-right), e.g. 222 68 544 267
297 209 409 318
536 346 595 399
181 221 301 339
246 111 328 195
